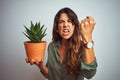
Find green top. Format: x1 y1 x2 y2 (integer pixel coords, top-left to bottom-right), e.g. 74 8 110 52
42 41 97 80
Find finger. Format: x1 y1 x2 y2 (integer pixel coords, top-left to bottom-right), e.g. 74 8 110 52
89 19 96 26
34 59 43 65
81 19 85 23
86 16 94 20
80 18 90 29
41 59 43 63
25 57 29 63
35 60 40 65
84 20 89 26
81 22 85 27
87 16 96 24
80 23 86 31
80 22 85 28
30 59 35 65
86 16 93 22
82 19 89 28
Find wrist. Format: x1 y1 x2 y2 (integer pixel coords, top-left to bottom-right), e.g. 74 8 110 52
82 38 93 44
82 41 94 49
82 35 93 44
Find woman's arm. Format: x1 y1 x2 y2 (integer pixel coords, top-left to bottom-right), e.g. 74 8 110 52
79 16 97 79
25 58 48 75
82 42 95 64
81 60 97 79
79 16 96 64
37 62 48 75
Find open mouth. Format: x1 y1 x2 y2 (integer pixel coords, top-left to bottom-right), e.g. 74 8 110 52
62 29 70 36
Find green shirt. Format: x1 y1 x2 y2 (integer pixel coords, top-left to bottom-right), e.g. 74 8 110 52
42 41 97 80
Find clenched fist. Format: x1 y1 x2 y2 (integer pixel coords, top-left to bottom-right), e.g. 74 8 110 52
79 16 96 43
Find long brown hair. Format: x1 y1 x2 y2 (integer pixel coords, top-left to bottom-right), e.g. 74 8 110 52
52 7 82 76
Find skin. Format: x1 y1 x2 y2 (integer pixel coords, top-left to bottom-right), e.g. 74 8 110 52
58 13 75 40
80 16 96 64
57 13 75 64
26 13 96 75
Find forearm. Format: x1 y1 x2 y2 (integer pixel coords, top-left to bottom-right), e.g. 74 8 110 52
37 63 48 75
82 36 96 64
82 47 95 64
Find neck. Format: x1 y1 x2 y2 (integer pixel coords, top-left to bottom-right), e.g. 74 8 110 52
61 39 68 46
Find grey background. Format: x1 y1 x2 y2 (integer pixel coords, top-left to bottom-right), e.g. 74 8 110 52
0 0 120 80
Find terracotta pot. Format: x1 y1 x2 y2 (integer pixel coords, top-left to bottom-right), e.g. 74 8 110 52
24 41 46 62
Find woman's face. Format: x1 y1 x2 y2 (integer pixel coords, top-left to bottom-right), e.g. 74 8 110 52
58 13 75 40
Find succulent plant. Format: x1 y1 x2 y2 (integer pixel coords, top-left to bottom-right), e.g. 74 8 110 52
23 21 47 43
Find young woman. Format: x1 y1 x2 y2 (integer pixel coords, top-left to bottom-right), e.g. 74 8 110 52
26 7 97 80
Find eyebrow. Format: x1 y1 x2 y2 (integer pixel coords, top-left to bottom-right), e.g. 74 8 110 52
59 18 71 21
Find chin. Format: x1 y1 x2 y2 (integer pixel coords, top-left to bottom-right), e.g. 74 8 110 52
62 36 71 40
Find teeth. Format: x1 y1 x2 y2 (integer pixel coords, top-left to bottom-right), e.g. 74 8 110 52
63 29 69 32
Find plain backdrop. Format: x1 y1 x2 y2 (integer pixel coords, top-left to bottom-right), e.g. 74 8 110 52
0 0 120 80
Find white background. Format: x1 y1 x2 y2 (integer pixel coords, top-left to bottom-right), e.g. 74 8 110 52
0 0 120 80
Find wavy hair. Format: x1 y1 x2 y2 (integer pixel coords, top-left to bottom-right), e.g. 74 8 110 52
52 7 82 76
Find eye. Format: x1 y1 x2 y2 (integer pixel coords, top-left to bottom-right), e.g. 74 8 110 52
68 19 72 23
58 20 64 24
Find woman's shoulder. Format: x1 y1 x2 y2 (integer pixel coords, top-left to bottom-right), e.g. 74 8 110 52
48 41 60 47
48 41 54 47
47 41 60 53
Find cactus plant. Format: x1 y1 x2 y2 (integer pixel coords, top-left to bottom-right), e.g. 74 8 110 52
23 21 47 62
23 21 47 43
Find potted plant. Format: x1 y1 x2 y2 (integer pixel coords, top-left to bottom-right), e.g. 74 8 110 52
23 21 47 62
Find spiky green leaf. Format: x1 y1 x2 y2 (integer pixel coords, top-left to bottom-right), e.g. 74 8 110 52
23 21 47 43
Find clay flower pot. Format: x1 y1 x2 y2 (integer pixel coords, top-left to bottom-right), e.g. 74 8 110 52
24 41 46 62
23 21 47 62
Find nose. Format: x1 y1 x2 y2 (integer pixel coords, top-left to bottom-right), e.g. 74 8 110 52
63 22 68 27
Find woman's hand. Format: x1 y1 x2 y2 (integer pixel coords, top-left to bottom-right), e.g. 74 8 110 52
25 57 43 65
79 16 96 43
25 57 48 74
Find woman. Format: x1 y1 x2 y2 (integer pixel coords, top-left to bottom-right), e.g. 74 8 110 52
26 7 97 80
